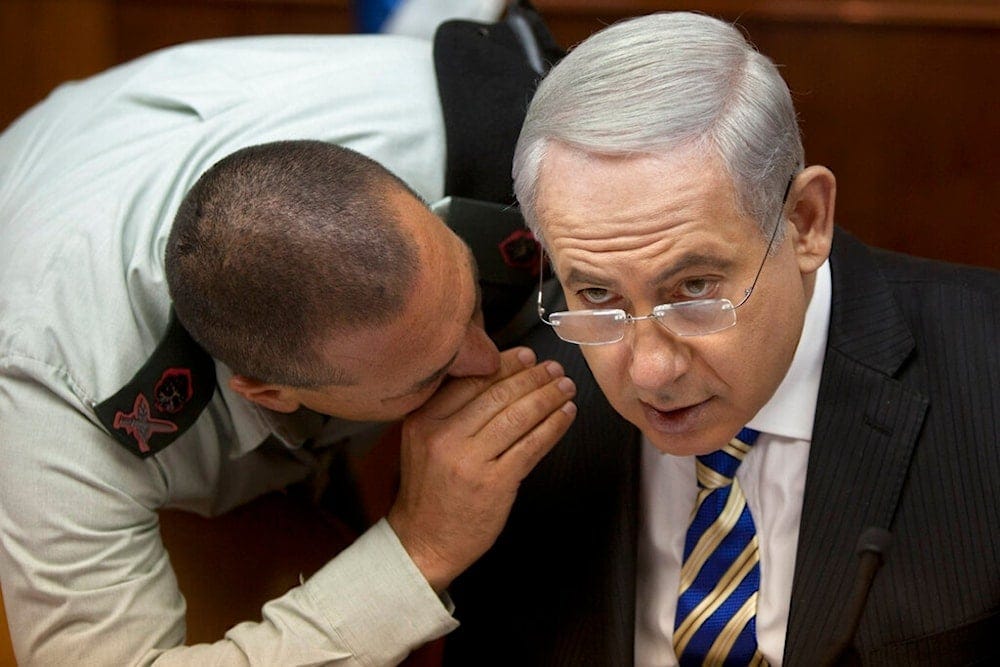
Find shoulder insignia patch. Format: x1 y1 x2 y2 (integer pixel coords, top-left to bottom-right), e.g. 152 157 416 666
112 393 179 454
94 312 217 459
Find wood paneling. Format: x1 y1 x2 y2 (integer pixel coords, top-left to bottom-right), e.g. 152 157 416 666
534 1 999 269
0 0 116 132
1 0 997 265
0 0 353 129
0 588 13 667
115 0 355 62
535 0 1000 32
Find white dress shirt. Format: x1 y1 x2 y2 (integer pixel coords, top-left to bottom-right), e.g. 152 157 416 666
635 261 832 666
0 35 453 666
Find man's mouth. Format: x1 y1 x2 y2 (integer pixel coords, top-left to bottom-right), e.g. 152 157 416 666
639 398 712 435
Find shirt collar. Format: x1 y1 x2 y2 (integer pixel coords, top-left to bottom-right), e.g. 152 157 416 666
215 362 320 458
214 362 388 458
746 260 832 441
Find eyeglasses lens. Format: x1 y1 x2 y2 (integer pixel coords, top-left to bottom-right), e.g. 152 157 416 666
549 309 626 345
653 299 737 337
549 300 737 344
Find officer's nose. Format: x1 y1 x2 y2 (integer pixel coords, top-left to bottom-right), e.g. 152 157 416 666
448 323 501 378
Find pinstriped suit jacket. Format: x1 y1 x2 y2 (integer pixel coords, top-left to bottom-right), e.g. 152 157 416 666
444 228 999 666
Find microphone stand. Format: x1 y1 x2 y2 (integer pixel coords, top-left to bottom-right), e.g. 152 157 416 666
822 527 893 666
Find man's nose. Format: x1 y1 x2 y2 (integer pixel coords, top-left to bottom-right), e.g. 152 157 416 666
627 318 691 392
448 324 501 378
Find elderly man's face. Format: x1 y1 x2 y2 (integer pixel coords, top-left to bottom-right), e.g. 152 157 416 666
536 142 821 456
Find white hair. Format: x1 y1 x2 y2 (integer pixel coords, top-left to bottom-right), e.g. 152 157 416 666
513 12 804 245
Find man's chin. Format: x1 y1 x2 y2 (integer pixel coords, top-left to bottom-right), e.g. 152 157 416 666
641 428 724 457
636 415 741 457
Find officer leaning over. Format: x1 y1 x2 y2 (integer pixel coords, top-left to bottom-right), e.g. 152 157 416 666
0 17 574 666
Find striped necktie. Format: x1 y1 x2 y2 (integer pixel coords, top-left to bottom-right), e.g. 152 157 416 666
674 427 766 666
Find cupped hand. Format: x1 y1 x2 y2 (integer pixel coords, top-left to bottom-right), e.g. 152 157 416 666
386 346 577 592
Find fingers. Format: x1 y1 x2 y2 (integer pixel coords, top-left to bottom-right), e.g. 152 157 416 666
473 369 576 459
461 359 568 431
498 398 577 478
388 345 579 593
412 345 576 464
418 346 536 420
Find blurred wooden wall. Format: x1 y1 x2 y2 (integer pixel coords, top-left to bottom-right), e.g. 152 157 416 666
538 1 1000 269
1 0 997 269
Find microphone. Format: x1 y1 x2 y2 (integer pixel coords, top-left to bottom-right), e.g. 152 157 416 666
822 527 893 666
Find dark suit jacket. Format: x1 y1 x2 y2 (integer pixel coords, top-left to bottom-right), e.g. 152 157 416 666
444 229 1000 666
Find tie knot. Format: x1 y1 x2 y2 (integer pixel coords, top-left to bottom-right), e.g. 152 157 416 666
695 427 760 489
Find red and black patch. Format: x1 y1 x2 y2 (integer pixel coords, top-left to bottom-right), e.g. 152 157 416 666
498 228 541 277
112 393 179 454
433 197 539 338
95 313 217 459
154 368 193 414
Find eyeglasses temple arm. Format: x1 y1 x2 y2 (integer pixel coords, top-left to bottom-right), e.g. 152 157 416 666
734 174 796 309
537 248 554 324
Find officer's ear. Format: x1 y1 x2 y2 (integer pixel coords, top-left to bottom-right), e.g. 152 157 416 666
228 375 301 413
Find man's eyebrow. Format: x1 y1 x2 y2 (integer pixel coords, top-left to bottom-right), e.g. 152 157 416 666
563 252 735 287
382 350 459 403
411 350 460 393
327 366 360 387
652 253 735 284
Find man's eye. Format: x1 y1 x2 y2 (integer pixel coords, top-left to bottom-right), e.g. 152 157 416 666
678 278 717 299
578 287 615 305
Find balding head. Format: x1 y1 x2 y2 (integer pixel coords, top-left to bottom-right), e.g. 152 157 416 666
166 140 420 386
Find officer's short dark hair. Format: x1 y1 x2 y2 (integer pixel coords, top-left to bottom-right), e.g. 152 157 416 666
166 140 419 386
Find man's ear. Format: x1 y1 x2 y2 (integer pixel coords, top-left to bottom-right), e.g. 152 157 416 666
786 165 836 275
228 375 302 413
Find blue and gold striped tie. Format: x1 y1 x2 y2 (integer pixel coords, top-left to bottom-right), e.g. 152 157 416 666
674 427 767 666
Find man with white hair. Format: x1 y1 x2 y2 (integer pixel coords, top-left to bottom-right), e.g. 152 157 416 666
445 11 999 665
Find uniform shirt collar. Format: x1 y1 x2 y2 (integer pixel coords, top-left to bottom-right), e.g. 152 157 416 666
215 362 321 457
214 362 388 458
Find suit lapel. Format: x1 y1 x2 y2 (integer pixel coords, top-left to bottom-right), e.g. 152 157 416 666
783 230 929 664
604 428 641 665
